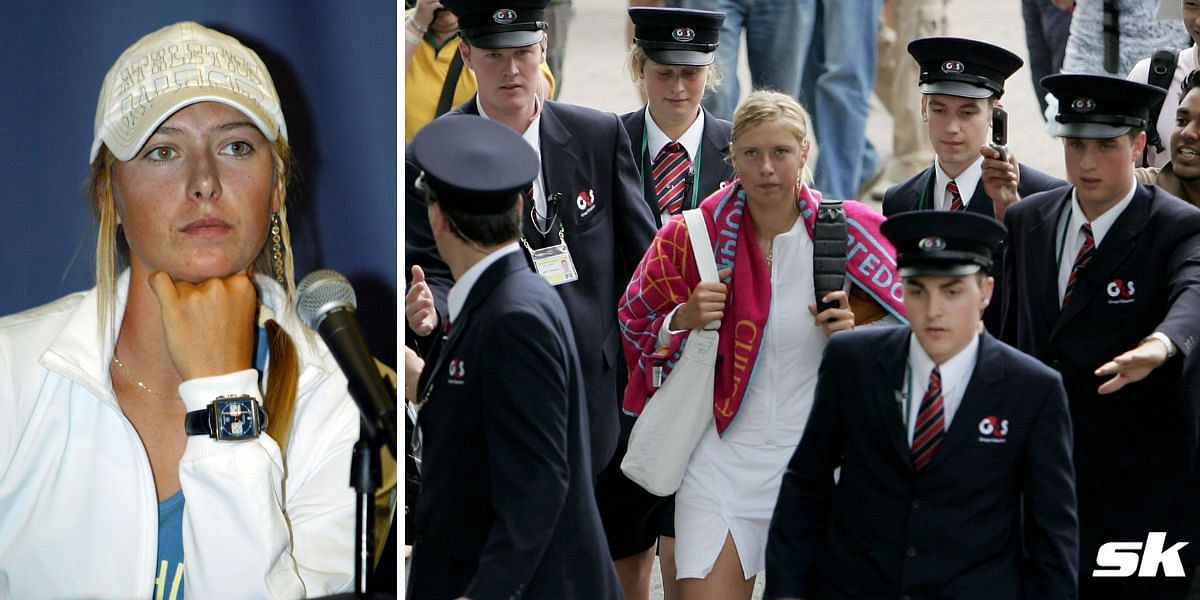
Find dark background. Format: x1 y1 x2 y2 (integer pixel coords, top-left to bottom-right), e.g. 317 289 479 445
0 1 398 367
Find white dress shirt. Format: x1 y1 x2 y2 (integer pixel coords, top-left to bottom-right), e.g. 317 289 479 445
1055 180 1137 305
904 333 980 445
448 243 521 323
477 97 549 226
934 155 984 211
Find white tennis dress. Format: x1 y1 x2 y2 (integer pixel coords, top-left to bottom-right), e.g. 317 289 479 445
672 215 827 580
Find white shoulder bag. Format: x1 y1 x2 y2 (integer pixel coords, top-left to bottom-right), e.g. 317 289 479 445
621 208 720 497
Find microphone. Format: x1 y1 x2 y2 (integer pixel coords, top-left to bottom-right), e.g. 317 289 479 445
297 269 398 456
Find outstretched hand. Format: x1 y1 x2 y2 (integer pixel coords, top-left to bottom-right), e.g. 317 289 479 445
147 270 257 381
1095 338 1170 395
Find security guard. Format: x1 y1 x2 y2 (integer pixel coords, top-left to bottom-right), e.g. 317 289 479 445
599 7 735 598
405 0 657 479
622 7 734 226
406 114 621 600
766 210 1077 599
1003 73 1200 597
883 36 1067 335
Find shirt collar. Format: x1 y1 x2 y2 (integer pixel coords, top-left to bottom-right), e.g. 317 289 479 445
644 105 705 162
908 331 980 388
448 243 521 323
477 94 543 150
1069 178 1137 248
933 155 984 211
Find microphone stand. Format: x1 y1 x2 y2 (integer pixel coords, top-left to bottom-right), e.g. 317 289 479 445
350 374 397 597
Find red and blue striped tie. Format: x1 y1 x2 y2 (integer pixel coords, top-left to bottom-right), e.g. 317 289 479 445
947 179 964 212
1063 222 1095 308
652 142 691 215
912 366 945 471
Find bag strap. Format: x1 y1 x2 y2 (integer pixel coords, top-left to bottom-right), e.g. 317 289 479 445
435 48 465 118
1143 46 1180 161
683 209 718 283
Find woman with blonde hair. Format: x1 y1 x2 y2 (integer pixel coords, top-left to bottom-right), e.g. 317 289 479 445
619 89 904 599
0 22 359 598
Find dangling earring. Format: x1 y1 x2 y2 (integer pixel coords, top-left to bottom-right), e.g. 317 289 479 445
270 212 285 285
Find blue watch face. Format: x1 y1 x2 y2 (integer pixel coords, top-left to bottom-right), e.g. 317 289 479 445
217 398 258 440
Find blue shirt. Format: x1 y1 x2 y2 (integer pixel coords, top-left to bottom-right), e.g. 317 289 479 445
154 491 186 600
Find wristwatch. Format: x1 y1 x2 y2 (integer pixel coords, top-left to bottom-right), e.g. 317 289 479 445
184 395 268 441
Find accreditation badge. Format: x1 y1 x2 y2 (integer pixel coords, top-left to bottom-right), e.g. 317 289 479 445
523 227 578 286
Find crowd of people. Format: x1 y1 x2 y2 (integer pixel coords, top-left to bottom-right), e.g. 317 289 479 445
403 1 1200 599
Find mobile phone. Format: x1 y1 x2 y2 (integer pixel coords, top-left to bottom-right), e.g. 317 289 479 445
990 106 1009 162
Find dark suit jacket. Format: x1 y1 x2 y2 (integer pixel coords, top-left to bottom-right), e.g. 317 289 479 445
405 97 657 471
407 251 621 600
619 106 735 227
1001 183 1200 583
882 164 1067 335
766 327 1077 600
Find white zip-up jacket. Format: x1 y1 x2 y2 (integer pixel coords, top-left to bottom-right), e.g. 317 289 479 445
0 272 358 598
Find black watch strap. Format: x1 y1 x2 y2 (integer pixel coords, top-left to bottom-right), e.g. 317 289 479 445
184 408 211 436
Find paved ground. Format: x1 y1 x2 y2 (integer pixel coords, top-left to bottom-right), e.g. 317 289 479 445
551 1 1061 597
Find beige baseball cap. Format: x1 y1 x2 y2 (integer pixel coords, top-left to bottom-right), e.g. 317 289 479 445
90 21 288 163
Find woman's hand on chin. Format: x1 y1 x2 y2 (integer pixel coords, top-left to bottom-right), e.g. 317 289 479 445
148 270 258 381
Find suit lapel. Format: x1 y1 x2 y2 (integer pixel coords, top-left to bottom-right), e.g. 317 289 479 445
965 182 995 218
913 169 934 211
542 102 583 225
873 331 914 467
1052 186 1149 336
1026 191 1068 341
626 109 661 226
922 334 1006 471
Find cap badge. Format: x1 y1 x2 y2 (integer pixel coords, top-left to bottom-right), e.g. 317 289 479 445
1071 97 1096 113
672 27 696 42
493 9 518 24
941 60 965 74
918 236 947 251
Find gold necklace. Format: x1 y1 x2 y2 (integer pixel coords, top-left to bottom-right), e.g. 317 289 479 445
111 354 176 401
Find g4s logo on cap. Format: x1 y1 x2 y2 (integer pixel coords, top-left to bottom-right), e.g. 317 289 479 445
672 27 696 42
941 60 965 74
493 9 518 24
1072 97 1096 113
918 236 946 251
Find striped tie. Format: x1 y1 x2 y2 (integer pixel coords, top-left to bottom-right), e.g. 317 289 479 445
652 142 691 215
1063 222 1095 308
912 366 945 471
947 179 964 212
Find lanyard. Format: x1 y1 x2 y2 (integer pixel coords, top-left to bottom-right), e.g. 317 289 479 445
1054 201 1075 271
917 169 936 211
640 123 703 210
901 363 913 429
